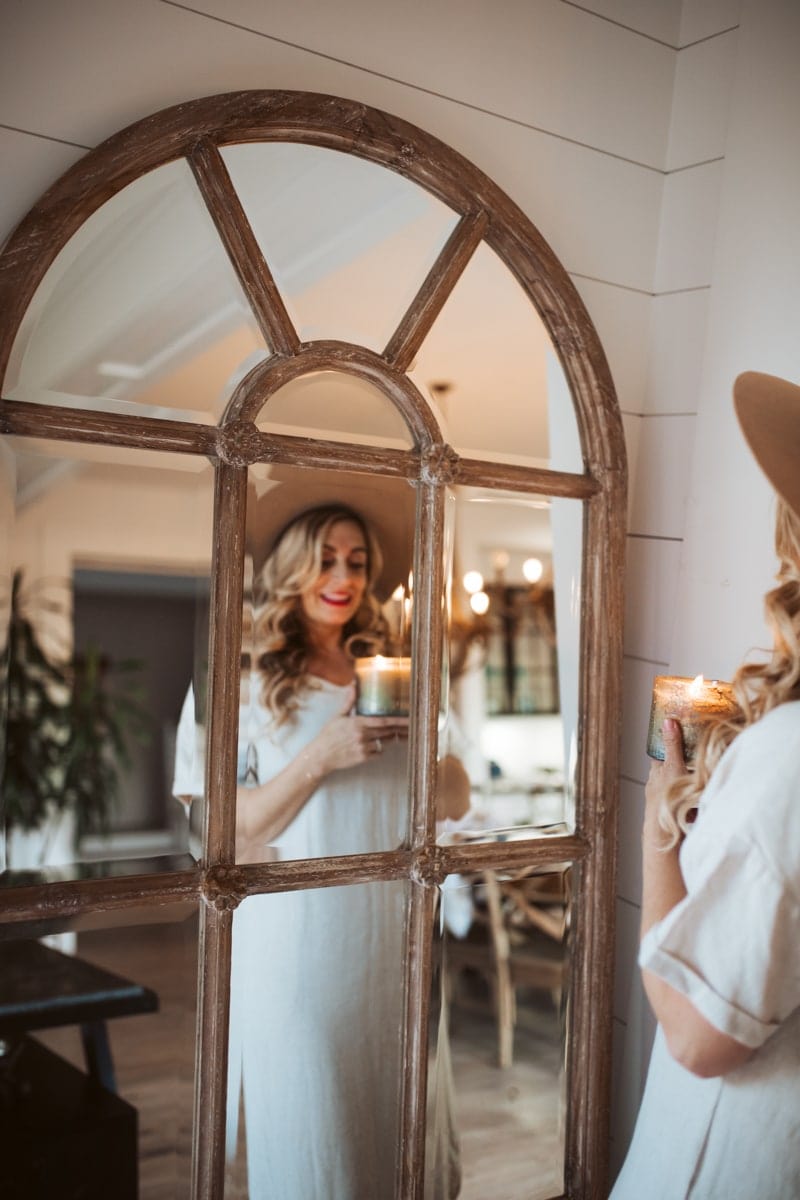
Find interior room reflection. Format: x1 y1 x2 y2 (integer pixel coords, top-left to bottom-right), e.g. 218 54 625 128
1 439 213 879
440 486 581 845
200 462 419 866
0 904 198 1200
1 131 587 1200
430 868 570 1200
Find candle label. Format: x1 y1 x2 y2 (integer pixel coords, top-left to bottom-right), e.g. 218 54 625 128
355 656 412 717
646 674 735 762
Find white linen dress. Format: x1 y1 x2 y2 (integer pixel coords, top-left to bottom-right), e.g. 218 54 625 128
174 677 412 1199
611 700 800 1200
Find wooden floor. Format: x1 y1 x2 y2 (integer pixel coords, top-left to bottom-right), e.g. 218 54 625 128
34 915 563 1199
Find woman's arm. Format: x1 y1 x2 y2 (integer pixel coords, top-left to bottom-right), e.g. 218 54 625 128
640 718 753 1078
236 686 408 859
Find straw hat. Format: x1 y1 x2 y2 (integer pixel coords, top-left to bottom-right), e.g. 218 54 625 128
733 371 800 521
246 466 416 601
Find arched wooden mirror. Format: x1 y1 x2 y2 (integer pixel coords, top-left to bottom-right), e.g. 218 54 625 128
0 92 625 1200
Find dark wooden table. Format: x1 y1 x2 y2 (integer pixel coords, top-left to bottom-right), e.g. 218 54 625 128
0 937 158 1091
0 939 159 1200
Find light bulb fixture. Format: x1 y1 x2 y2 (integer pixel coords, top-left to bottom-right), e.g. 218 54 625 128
470 591 490 615
522 556 544 584
462 570 484 594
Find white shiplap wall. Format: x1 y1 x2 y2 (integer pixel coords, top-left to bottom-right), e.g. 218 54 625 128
612 0 800 1183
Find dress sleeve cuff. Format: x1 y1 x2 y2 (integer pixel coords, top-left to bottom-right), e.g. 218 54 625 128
639 927 779 1050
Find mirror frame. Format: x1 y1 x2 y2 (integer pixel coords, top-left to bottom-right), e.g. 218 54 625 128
0 90 626 1200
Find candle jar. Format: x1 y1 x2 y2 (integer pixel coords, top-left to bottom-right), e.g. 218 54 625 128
647 674 736 762
354 656 412 717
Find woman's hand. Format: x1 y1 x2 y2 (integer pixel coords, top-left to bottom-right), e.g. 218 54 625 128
235 687 408 855
302 686 409 778
644 717 688 849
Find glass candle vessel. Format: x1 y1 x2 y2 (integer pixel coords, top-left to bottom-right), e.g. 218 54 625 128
354 656 412 717
647 674 736 762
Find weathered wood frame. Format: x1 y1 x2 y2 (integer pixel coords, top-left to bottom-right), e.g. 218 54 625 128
0 91 626 1200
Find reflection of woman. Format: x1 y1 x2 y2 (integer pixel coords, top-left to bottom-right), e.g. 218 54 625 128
174 487 468 1199
611 373 800 1199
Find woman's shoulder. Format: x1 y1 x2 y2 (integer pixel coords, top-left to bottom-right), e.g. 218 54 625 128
731 699 800 760
698 702 800 809
701 701 800 882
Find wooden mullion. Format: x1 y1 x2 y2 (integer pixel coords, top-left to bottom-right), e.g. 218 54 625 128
255 430 418 477
0 397 218 455
563 477 625 1199
203 463 247 867
397 478 446 1197
437 832 588 876
383 211 488 373
212 847 413 897
188 140 300 357
455 454 598 499
190 461 247 1200
192 903 233 1200
398 881 439 1199
0 834 588 929
0 868 201 926
227 339 441 449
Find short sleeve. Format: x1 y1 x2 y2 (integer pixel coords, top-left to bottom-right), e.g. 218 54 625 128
172 686 206 801
639 832 800 1048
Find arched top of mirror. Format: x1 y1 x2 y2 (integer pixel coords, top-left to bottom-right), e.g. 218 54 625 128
0 90 623 486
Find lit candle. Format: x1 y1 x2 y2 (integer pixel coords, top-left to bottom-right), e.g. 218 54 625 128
647 674 736 762
355 656 412 717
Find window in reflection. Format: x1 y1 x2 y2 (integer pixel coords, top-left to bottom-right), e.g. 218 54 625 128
224 880 408 1199
438 487 582 841
213 465 417 865
1 437 214 879
409 242 582 472
255 368 414 449
0 902 198 1200
429 869 570 1200
5 158 268 423
222 142 459 352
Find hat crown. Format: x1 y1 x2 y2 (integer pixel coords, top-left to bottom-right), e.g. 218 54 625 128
733 371 800 521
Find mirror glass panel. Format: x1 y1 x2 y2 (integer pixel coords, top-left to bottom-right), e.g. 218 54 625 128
231 463 416 864
0 901 198 1200
5 159 267 423
438 486 582 843
222 142 459 352
408 241 582 472
225 879 407 1198
1 435 214 880
255 369 414 449
428 867 570 1199
0 124 601 1196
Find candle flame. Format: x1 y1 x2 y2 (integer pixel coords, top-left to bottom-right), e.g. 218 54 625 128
688 674 705 697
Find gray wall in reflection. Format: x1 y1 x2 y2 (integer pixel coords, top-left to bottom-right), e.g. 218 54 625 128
73 574 197 833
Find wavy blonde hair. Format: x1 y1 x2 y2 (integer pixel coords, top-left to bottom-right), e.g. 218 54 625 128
251 505 389 724
660 498 800 844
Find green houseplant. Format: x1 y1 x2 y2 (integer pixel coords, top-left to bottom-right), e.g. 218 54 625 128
1 571 149 863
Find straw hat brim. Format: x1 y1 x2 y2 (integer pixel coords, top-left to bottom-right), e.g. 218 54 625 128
733 372 800 520
246 465 416 601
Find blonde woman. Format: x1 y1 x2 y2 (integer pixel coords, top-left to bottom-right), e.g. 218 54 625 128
174 479 467 1199
233 501 411 863
612 373 800 1199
